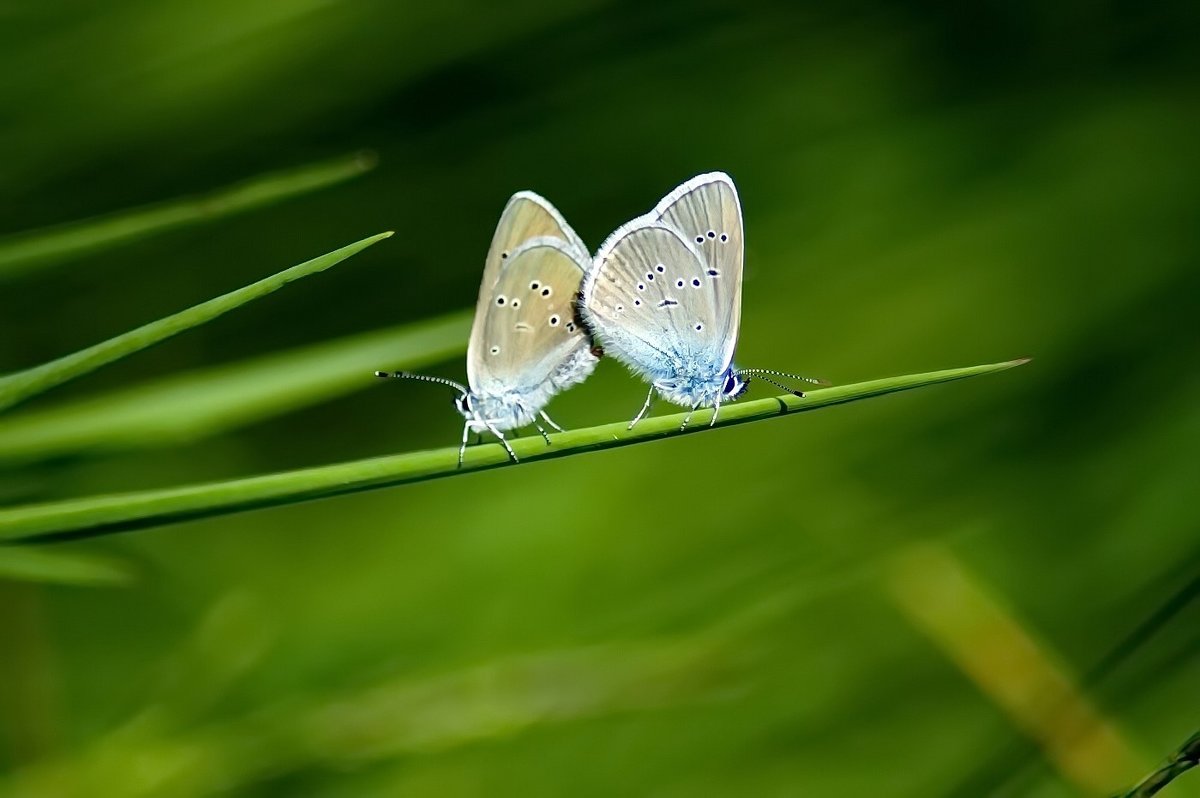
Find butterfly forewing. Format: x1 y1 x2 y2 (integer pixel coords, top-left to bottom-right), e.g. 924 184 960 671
587 224 723 377
585 172 744 380
473 238 593 393
468 191 589 389
651 173 744 370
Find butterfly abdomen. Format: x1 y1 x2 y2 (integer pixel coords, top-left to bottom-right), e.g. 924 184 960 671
549 344 601 392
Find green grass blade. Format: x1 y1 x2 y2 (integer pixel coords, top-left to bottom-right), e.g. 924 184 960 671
0 311 471 466
0 232 392 414
0 359 1028 543
1114 729 1199 797
0 547 133 587
0 151 377 280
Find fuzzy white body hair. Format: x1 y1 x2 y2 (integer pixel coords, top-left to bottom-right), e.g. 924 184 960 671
459 344 598 432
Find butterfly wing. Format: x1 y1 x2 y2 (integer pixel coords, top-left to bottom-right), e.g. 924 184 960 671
468 191 589 389
583 172 744 380
651 172 743 369
472 237 597 395
583 223 715 379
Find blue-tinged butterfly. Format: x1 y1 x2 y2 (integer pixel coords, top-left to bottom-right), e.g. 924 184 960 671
580 171 825 430
377 191 601 465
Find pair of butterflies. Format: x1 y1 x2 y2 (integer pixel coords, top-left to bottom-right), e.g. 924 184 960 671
377 172 823 465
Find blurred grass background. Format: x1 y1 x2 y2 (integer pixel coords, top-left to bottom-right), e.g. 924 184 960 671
1 0 1197 796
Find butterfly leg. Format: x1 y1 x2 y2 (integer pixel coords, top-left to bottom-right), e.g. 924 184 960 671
679 403 700 432
628 385 655 430
483 421 519 463
539 410 565 433
533 421 553 447
458 422 472 468
709 393 723 427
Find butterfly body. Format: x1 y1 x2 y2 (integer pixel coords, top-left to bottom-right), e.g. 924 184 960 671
581 171 819 429
582 173 749 425
456 339 597 434
650 364 749 409
455 391 535 434
379 192 598 464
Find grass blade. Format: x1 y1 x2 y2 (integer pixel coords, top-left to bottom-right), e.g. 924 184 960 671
0 232 392 413
1113 730 1199 797
0 359 1028 543
0 547 132 587
887 543 1145 794
0 311 471 466
0 151 377 280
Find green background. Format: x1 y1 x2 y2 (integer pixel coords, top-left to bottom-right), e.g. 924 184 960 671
1 0 1196 795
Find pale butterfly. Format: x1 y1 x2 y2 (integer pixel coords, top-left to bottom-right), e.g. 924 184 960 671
580 171 825 430
376 190 601 465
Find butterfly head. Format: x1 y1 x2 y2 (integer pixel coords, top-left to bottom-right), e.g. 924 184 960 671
453 393 473 419
722 369 750 399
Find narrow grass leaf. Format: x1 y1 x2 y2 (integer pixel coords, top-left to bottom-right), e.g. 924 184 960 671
0 232 392 413
0 547 133 587
1114 729 1199 797
0 359 1028 543
0 151 377 280
0 311 471 466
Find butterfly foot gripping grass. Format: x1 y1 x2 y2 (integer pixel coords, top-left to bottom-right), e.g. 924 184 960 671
377 191 599 466
580 172 826 432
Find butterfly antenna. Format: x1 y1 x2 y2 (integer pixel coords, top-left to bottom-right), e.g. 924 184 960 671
374 371 468 395
738 368 830 387
748 373 805 397
737 368 831 398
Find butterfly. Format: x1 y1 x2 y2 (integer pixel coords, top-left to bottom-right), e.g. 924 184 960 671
377 190 600 465
579 171 825 430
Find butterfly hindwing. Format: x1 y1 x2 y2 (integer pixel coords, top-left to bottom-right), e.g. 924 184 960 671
652 173 743 369
474 237 594 394
585 224 718 380
584 172 744 382
468 191 590 390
